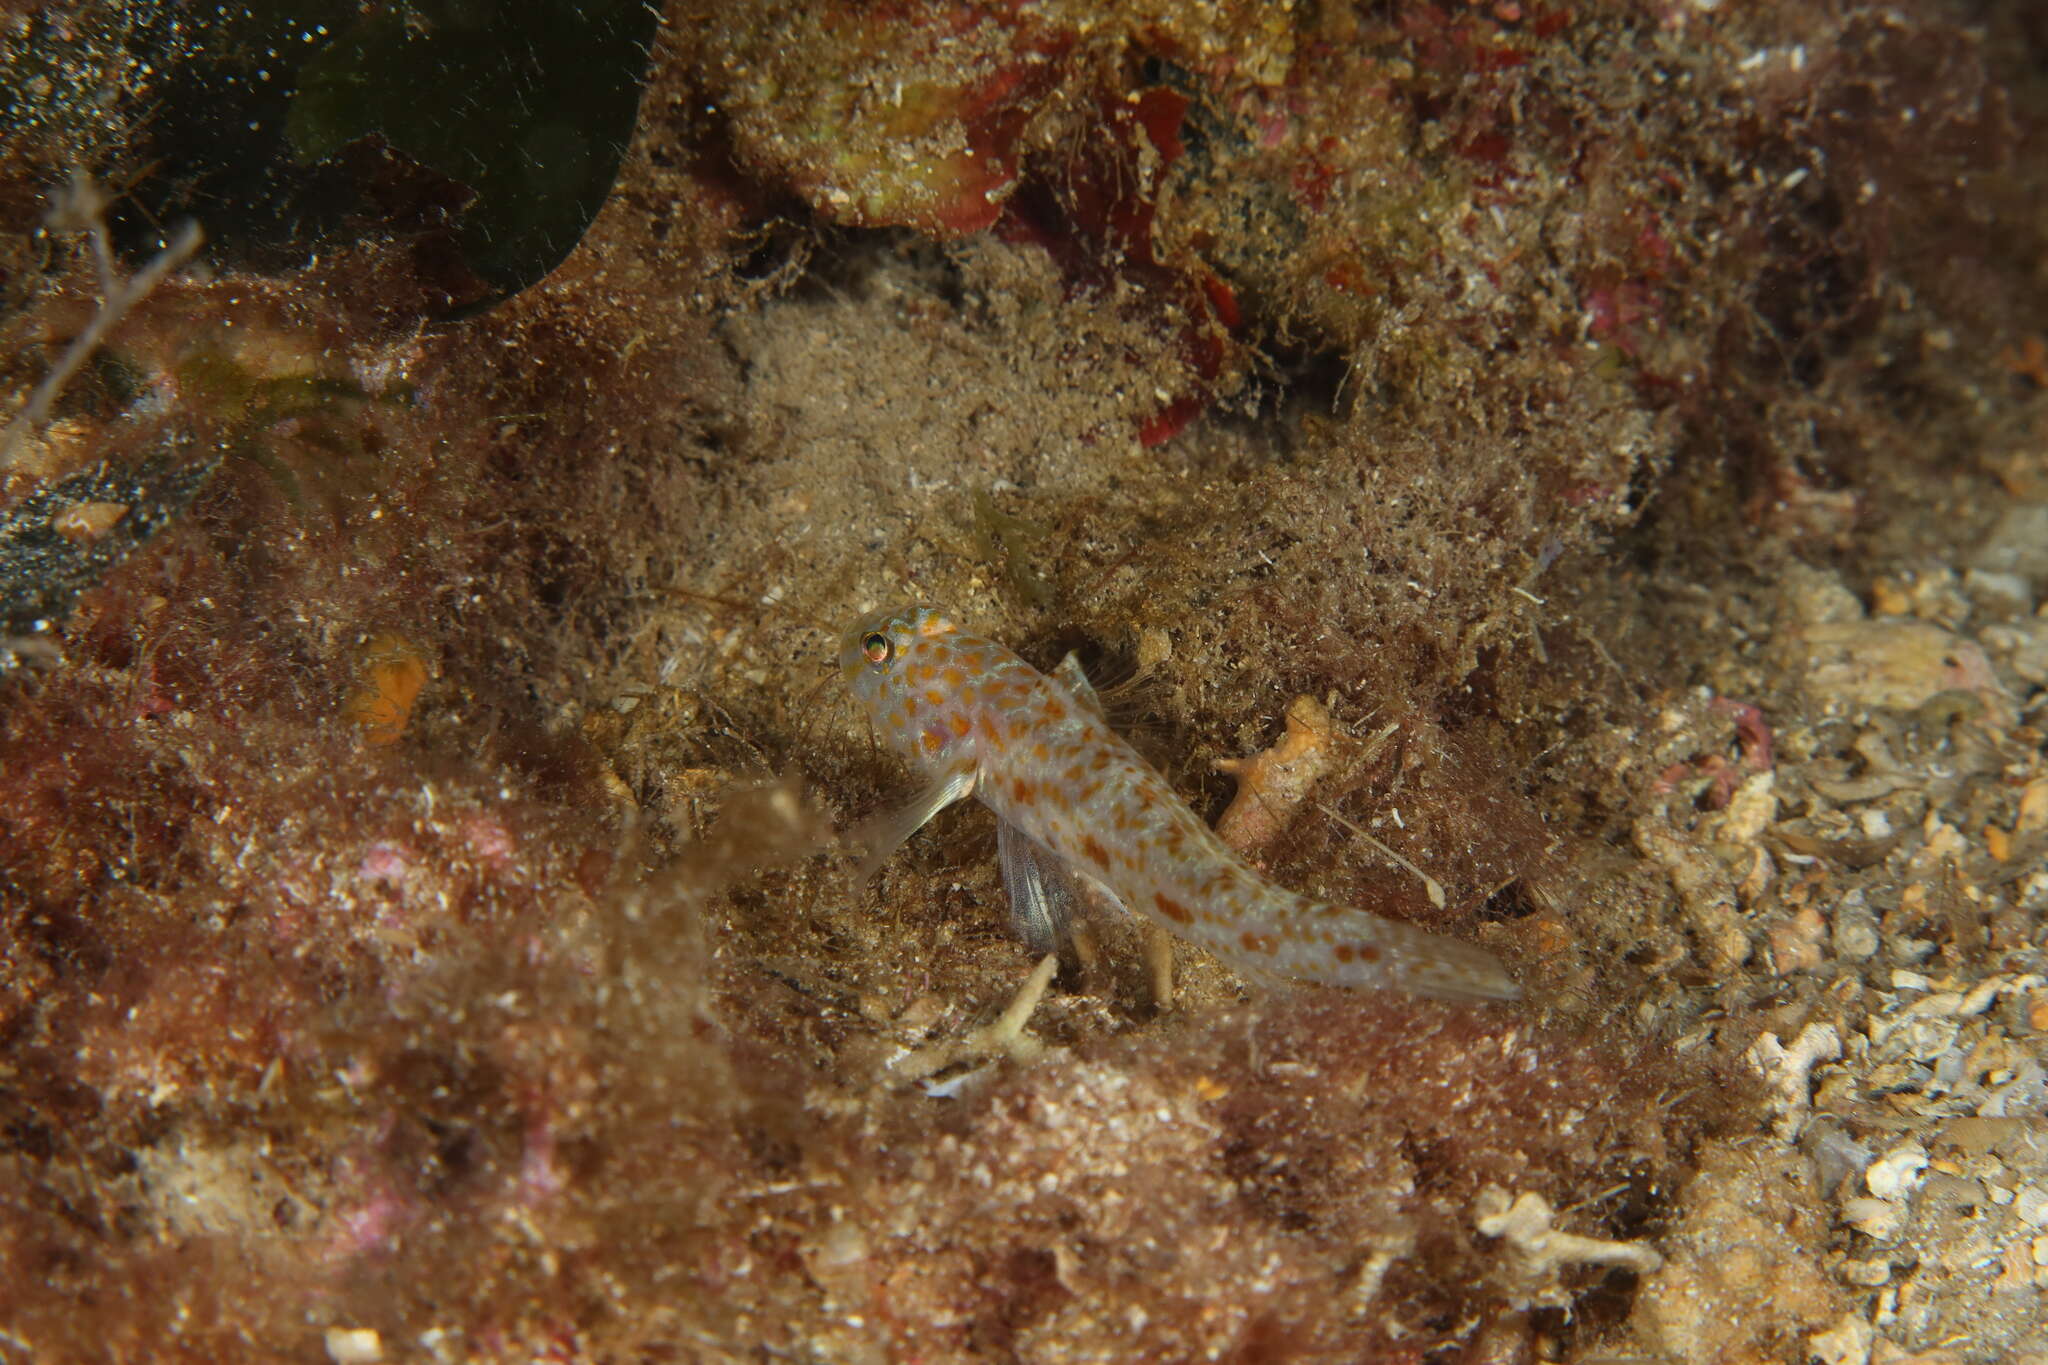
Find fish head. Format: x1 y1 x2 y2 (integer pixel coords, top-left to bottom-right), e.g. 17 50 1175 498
840 604 963 760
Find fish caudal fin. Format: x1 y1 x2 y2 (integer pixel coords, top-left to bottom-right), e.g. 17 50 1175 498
1251 888 1521 1002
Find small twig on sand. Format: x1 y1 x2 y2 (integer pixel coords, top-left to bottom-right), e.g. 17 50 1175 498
1317 800 1448 909
0 171 203 471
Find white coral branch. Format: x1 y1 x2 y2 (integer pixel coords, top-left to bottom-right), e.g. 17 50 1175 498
887 952 1059 1087
1474 1186 1664 1308
1745 1021 1841 1140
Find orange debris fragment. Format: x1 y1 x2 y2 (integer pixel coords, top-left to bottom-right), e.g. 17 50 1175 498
1997 335 2048 387
1214 694 1338 855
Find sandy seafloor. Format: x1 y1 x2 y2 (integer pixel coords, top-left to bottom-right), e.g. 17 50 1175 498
2 2 2046 1362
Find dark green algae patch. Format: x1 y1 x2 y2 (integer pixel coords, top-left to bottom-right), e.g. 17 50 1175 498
72 0 660 304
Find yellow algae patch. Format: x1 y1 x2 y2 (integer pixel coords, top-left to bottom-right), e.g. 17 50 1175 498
344 633 432 747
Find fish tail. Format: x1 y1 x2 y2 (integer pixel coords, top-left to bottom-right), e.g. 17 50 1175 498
1258 885 1521 1002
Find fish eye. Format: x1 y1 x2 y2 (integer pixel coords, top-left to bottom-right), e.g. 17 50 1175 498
862 631 893 665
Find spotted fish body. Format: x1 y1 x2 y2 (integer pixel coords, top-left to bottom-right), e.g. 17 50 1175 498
841 605 1518 1002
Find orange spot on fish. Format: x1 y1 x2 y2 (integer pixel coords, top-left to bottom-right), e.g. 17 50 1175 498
942 665 966 688
1043 696 1066 721
1081 835 1111 867
1239 931 1275 955
1012 778 1036 805
949 713 972 738
1154 892 1193 925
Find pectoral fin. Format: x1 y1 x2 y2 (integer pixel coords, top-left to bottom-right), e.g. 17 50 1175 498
851 764 976 883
